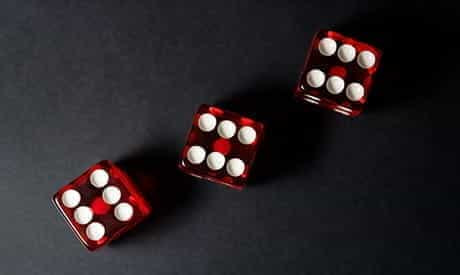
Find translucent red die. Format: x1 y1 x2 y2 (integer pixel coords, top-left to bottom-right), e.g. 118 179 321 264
294 30 382 117
52 160 151 251
179 105 264 190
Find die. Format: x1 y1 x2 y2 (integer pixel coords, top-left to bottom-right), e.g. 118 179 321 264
294 30 382 117
178 105 264 190
52 160 152 251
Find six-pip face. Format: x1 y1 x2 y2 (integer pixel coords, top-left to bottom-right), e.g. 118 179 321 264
178 105 264 190
52 29 384 251
52 160 152 251
295 30 382 117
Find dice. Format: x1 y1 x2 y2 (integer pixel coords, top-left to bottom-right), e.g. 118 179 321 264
294 30 382 117
178 105 264 190
52 160 151 251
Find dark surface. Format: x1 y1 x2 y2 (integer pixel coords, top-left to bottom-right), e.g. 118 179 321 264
1 1 459 274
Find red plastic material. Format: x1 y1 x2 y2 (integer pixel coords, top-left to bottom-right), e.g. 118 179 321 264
52 160 151 251
294 30 382 117
179 105 264 190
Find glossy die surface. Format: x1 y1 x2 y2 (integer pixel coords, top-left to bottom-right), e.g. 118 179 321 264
294 30 382 116
179 105 264 190
52 160 151 251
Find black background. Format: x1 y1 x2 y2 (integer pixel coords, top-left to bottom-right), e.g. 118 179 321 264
1 1 459 274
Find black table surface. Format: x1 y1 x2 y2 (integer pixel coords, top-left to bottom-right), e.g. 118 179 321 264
1 1 459 274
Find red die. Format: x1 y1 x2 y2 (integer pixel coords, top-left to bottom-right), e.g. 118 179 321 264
179 105 264 190
294 30 382 117
52 160 151 251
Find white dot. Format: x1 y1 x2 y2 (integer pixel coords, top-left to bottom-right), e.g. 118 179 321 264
90 169 109 188
114 202 134 222
306 69 325 88
357 50 376 69
61 189 81 208
337 44 356 63
86 222 105 241
346 82 365 102
198 113 217 132
73 206 93 225
326 76 345 95
186 145 206 164
217 120 236 139
318 38 337 56
237 126 257 145
226 158 246 177
206 152 226 171
102 186 121 205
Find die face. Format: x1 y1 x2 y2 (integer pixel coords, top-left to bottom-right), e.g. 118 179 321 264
53 160 151 251
294 30 382 117
179 105 264 190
